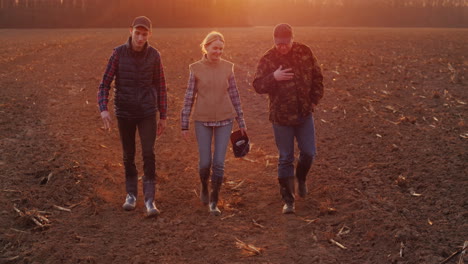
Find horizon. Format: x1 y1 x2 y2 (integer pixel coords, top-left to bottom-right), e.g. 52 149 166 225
1 0 467 28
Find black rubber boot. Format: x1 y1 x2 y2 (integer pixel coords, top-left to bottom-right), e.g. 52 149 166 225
199 168 210 205
143 180 160 217
279 177 295 214
296 154 313 198
122 193 137 211
209 177 222 216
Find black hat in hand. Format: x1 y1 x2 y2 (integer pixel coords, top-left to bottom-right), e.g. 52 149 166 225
230 130 250 158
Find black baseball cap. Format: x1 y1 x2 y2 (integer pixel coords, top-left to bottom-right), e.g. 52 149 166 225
274 23 293 45
132 16 152 31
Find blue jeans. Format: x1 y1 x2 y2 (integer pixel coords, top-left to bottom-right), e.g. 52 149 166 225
117 114 157 196
195 121 233 181
272 114 316 179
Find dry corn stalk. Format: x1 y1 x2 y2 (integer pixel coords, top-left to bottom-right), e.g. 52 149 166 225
299 217 318 228
337 225 351 237
330 239 347 250
440 242 468 264
221 214 235 220
252 219 265 229
13 206 51 229
458 241 468 264
53 205 71 212
241 157 257 163
410 189 422 197
235 238 263 256
231 180 245 191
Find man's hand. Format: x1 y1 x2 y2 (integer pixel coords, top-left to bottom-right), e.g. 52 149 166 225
157 119 166 138
101 110 112 131
273 65 294 81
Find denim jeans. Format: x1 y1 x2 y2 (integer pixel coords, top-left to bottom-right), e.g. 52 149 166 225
117 114 157 196
272 114 316 179
195 121 233 181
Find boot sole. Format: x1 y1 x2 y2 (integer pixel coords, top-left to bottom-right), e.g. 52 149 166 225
209 203 221 216
282 204 295 214
146 209 160 217
210 210 221 216
123 204 136 211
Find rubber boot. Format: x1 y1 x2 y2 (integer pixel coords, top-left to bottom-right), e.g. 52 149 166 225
279 177 295 214
209 177 222 216
199 168 210 205
122 193 137 211
143 180 160 217
296 154 313 198
123 171 138 211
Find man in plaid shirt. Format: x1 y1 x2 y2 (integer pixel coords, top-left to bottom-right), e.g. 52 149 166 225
97 16 167 217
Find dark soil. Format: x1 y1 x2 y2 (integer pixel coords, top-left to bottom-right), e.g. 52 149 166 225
0 27 467 263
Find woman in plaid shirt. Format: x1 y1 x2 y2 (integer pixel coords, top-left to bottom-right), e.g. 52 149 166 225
180 31 247 216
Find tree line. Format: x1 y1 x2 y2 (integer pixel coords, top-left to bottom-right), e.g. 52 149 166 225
0 0 467 28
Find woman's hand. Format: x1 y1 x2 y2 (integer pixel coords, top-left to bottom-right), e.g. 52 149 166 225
182 130 190 141
240 127 247 136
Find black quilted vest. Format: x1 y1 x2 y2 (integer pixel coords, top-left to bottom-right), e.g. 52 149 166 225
114 37 159 119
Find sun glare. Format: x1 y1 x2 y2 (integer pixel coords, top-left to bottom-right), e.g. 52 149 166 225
2 0 467 27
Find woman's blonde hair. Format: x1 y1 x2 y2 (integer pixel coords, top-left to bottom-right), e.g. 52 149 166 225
200 31 225 54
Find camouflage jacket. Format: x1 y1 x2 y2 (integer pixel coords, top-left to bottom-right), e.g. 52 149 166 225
253 42 324 126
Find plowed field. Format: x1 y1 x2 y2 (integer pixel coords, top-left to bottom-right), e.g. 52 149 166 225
1 27 467 263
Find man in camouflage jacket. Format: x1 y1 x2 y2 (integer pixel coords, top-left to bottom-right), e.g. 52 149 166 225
253 23 324 214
